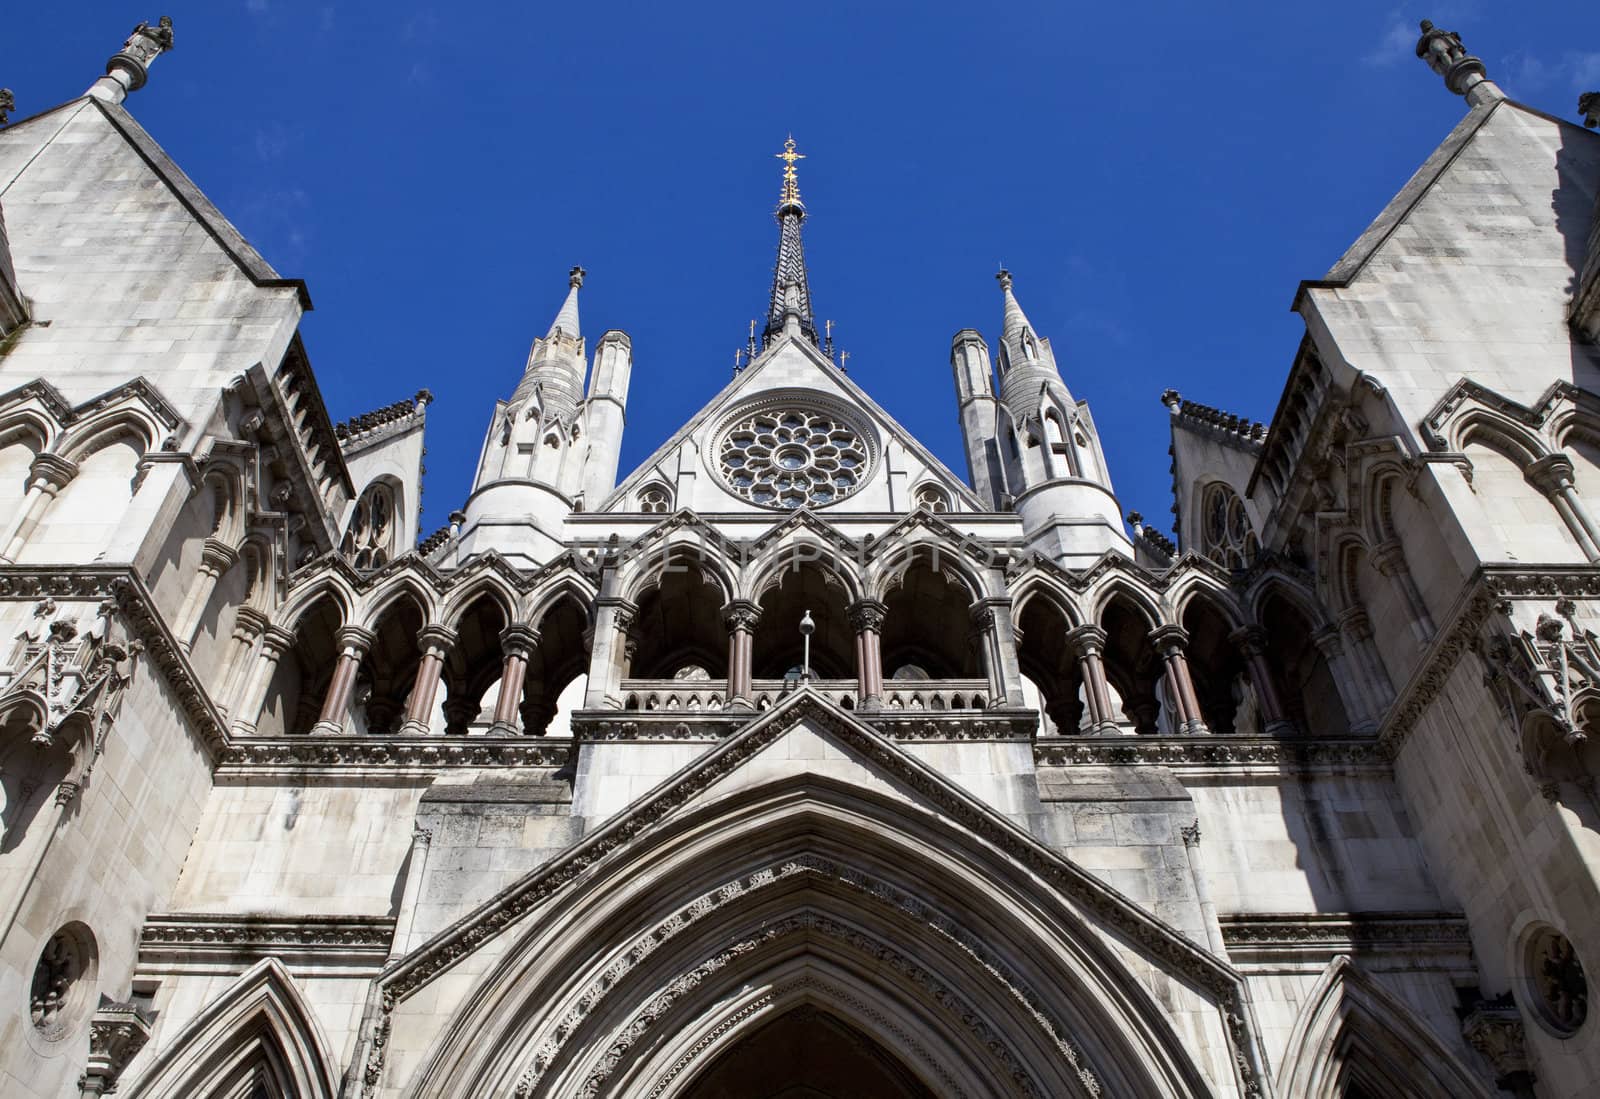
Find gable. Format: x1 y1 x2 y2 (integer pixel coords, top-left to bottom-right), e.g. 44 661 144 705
602 332 984 515
0 98 307 418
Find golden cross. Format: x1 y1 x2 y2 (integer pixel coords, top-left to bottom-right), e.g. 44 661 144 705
776 136 805 204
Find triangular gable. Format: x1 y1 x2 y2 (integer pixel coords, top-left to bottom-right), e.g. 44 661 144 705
600 331 984 513
378 688 1237 1006
123 958 339 1099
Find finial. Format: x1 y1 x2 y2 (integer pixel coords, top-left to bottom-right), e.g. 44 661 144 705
839 350 850 372
823 319 835 359
1581 93 1600 130
1415 18 1500 105
89 17 174 104
568 265 586 289
0 89 13 128
776 136 806 211
996 268 1013 293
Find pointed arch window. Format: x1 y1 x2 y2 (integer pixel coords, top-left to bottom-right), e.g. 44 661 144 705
639 484 673 514
341 482 398 570
1200 483 1257 569
912 483 950 514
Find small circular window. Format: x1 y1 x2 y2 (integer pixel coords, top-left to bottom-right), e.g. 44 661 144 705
29 922 97 1041
1525 925 1588 1036
716 404 873 509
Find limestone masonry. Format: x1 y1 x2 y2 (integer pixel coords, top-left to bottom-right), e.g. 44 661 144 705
0 15 1598 1099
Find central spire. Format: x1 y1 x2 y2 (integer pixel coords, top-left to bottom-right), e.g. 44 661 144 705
764 136 818 348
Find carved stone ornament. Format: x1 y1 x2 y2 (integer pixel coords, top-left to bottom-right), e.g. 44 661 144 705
0 88 13 128
0 602 140 761
1415 19 1487 97
1477 602 1600 781
1459 994 1534 1092
1579 91 1599 130
78 997 154 1099
105 16 174 92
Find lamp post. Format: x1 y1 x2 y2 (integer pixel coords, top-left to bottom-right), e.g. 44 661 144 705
799 609 815 683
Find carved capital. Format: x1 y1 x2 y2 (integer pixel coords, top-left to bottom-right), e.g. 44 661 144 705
1229 625 1268 657
334 625 376 656
1524 453 1577 497
500 624 539 659
1311 625 1345 659
28 452 79 492
1460 995 1534 1092
416 624 458 658
233 606 270 636
198 537 240 575
846 599 887 634
259 624 297 658
721 599 762 633
1148 623 1190 656
1336 605 1373 641
1065 624 1107 659
79 997 154 1097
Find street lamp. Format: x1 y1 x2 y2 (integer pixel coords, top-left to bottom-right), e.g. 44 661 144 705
799 609 815 683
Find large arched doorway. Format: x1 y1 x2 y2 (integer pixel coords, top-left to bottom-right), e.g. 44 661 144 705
680 1006 936 1099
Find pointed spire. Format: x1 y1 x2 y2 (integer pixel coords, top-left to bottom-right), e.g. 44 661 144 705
548 265 584 340
997 268 1040 368
764 137 818 347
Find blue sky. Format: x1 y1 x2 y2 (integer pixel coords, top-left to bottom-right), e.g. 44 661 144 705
8 3 1600 535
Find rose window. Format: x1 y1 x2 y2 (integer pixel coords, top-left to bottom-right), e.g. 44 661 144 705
718 409 870 509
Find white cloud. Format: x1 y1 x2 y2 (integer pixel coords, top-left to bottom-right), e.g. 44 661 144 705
1363 16 1415 69
246 0 269 13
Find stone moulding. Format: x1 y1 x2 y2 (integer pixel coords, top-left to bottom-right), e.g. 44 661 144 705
1380 565 1600 754
572 709 1040 743
139 914 396 966
0 566 228 757
359 690 1268 1099
215 737 574 777
1219 912 1473 966
1034 736 1388 770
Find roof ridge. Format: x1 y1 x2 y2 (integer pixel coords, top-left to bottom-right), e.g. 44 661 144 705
334 389 432 442
1159 389 1268 450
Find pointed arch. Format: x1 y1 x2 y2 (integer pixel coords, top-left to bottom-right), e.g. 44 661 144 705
55 408 162 462
124 958 339 1099
275 573 355 635
525 571 598 632
868 540 986 605
747 538 863 605
395 744 1227 1099
1087 575 1162 630
1276 956 1493 1099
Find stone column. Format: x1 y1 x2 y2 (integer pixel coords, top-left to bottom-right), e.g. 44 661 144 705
388 825 433 960
1369 538 1437 641
1150 624 1208 735
491 625 538 735
1336 606 1395 720
310 626 375 736
1067 624 1119 734
1526 454 1600 562
1313 625 1377 735
173 538 239 652
1179 821 1229 956
848 599 887 710
231 625 296 736
399 625 456 736
217 605 269 714
722 600 761 709
971 597 1025 707
1229 626 1294 736
583 597 637 709
0 453 77 562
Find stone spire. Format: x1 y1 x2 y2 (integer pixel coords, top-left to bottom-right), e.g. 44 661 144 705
997 269 1041 370
87 17 175 105
1415 19 1503 107
509 267 587 421
548 265 583 340
763 137 819 347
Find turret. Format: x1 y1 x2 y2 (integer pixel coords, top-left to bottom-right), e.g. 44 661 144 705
457 268 590 565
578 329 633 506
950 329 1004 508
987 270 1128 564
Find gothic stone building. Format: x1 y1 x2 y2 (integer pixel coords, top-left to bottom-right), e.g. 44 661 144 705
0 18 1598 1099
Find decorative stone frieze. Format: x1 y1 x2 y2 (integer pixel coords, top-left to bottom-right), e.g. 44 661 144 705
1219 912 1472 966
139 913 396 967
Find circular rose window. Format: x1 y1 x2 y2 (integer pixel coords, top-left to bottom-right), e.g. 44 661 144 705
1526 925 1588 1036
717 407 871 509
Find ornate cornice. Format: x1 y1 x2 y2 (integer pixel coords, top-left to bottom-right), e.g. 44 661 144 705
1219 911 1472 966
215 736 574 779
0 566 228 758
1035 736 1387 771
571 709 1038 744
139 913 396 966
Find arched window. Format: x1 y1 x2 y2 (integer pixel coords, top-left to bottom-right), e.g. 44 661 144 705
1200 483 1256 569
912 483 950 514
341 482 397 570
638 484 672 514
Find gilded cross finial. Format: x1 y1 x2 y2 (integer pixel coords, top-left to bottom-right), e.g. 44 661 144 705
776 135 805 209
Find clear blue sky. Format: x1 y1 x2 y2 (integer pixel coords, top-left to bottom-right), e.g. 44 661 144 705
8 3 1599 535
